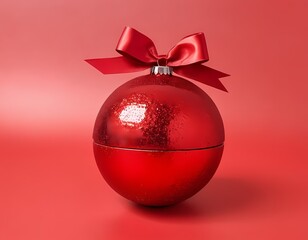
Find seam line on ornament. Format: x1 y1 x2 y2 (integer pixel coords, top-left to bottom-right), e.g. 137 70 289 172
93 142 224 152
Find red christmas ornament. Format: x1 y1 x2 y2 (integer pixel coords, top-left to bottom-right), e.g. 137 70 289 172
86 27 228 206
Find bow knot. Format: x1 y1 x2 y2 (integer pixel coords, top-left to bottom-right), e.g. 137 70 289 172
86 26 229 91
156 55 168 66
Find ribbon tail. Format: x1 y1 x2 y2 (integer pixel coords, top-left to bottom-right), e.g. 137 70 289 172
174 65 229 92
85 56 149 74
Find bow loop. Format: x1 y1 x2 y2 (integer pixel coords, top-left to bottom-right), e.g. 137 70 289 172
86 26 228 91
116 26 158 63
167 32 209 66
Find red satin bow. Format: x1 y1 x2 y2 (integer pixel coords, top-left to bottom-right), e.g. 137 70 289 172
86 26 229 91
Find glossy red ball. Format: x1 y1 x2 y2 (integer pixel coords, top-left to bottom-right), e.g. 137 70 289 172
93 74 224 206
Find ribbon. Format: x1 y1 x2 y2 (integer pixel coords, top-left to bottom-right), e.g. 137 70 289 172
86 26 229 92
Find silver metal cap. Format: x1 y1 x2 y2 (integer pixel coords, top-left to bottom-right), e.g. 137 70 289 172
151 66 173 75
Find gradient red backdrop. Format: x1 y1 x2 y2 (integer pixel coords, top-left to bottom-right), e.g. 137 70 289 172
1 0 308 239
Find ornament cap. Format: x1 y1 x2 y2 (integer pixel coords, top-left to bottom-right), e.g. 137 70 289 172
151 66 173 75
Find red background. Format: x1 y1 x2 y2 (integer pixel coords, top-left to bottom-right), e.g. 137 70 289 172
1 0 308 239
